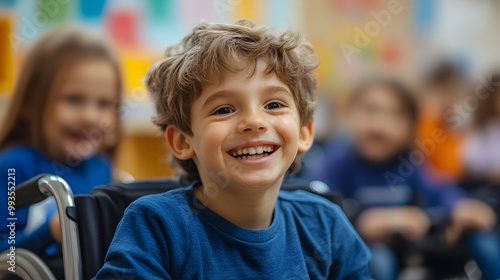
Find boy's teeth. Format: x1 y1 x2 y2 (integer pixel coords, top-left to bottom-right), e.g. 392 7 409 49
244 154 265 160
232 145 275 159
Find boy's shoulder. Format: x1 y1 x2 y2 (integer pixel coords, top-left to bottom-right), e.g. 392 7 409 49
130 185 190 210
277 187 371 277
125 185 194 227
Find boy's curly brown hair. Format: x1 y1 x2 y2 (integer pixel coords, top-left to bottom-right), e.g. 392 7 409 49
146 20 319 181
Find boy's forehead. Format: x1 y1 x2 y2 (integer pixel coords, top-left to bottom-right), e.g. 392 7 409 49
202 59 289 92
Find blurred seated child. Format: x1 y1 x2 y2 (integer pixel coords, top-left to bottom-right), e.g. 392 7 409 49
0 26 122 264
418 60 468 184
94 20 371 279
316 77 499 280
464 72 500 185
463 71 500 235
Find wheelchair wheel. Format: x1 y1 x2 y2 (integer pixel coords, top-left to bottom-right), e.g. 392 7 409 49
0 249 56 280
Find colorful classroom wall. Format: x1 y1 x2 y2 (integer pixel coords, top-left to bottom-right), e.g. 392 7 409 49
0 0 446 178
0 0 425 97
3 0 500 178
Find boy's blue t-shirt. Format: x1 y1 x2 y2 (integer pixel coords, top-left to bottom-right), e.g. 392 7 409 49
94 183 371 279
0 145 112 252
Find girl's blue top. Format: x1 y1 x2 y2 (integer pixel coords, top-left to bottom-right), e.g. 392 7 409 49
0 145 112 254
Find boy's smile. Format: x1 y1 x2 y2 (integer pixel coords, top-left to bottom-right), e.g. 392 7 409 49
227 141 279 162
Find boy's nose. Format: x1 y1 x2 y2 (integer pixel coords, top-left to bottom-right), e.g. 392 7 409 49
238 112 268 133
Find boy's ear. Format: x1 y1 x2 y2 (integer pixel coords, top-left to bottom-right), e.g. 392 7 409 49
298 121 314 153
165 126 195 160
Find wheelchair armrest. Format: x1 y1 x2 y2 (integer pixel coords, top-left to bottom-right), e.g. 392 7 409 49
15 174 51 208
14 174 83 280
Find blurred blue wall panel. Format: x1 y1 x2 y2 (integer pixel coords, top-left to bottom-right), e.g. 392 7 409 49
80 0 107 20
144 0 182 52
269 0 297 27
146 0 170 22
413 0 434 33
0 0 15 8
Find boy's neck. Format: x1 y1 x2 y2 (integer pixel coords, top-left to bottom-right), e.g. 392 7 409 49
194 179 282 230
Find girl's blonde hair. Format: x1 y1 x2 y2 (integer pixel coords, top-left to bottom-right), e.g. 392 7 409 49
0 26 123 158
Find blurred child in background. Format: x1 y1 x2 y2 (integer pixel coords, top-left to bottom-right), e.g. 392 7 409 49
463 72 500 232
464 72 500 185
316 77 499 280
418 61 468 184
0 26 122 275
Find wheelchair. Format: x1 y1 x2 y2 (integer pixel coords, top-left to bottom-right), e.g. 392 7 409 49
0 174 343 280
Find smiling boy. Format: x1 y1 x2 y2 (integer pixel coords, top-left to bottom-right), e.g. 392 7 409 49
94 20 370 279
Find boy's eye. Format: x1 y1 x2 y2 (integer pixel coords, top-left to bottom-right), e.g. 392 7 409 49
213 107 234 115
265 102 284 110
